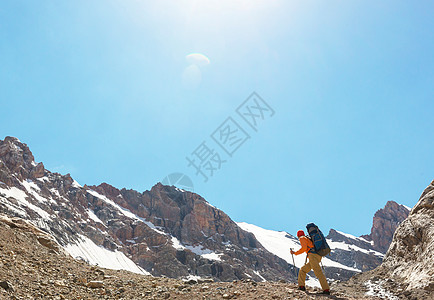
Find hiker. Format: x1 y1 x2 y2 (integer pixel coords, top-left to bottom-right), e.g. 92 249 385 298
290 229 330 295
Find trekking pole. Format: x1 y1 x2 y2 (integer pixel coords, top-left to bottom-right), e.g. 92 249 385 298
290 248 298 277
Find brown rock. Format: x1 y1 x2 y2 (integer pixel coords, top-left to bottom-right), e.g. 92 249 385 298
0 280 13 291
368 201 410 253
87 281 104 288
37 236 61 252
31 162 45 178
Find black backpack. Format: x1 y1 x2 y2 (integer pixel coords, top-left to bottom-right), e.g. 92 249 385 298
306 223 331 257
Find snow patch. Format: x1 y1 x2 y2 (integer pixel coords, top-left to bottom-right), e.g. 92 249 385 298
21 180 52 204
201 252 223 261
37 176 50 183
365 280 399 300
50 188 60 198
171 237 222 261
65 235 150 275
0 196 27 217
334 230 367 242
185 244 222 261
182 275 203 282
87 189 165 235
357 236 373 245
22 179 40 191
87 209 105 225
171 236 185 251
72 180 82 188
327 240 384 258
401 204 412 211
0 186 51 219
253 270 266 282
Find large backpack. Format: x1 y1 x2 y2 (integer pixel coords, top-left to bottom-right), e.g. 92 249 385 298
306 223 331 257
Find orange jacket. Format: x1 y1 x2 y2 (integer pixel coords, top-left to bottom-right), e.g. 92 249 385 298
294 236 314 255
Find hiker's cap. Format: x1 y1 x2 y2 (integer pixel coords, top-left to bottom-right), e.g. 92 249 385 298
297 230 305 238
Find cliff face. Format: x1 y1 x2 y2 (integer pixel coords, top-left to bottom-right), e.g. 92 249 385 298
87 182 293 281
326 200 410 277
379 181 434 292
338 181 434 299
367 201 410 253
0 136 295 282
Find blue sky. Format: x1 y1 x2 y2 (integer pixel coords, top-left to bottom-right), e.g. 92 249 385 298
1 0 433 236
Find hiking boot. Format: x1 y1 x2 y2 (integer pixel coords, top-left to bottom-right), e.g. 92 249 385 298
321 289 330 295
297 286 306 291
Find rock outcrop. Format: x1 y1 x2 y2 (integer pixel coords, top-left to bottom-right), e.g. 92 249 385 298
337 181 434 299
361 201 410 253
378 180 434 292
325 201 410 278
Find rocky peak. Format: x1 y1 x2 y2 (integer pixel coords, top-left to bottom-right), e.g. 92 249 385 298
342 180 434 299
0 136 296 282
89 182 122 199
380 180 434 291
0 136 34 168
0 136 45 184
367 200 410 253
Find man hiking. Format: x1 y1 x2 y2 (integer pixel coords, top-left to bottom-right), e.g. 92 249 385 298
290 229 330 295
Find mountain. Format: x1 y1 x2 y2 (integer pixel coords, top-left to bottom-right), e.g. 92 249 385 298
0 136 295 282
326 229 384 273
361 201 410 253
0 136 411 288
335 180 434 299
326 200 410 274
239 201 411 285
371 180 434 297
0 213 384 300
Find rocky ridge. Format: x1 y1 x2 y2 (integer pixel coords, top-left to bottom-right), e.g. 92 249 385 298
0 136 295 282
325 200 410 275
361 201 410 253
335 180 434 299
375 180 434 295
0 136 415 293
